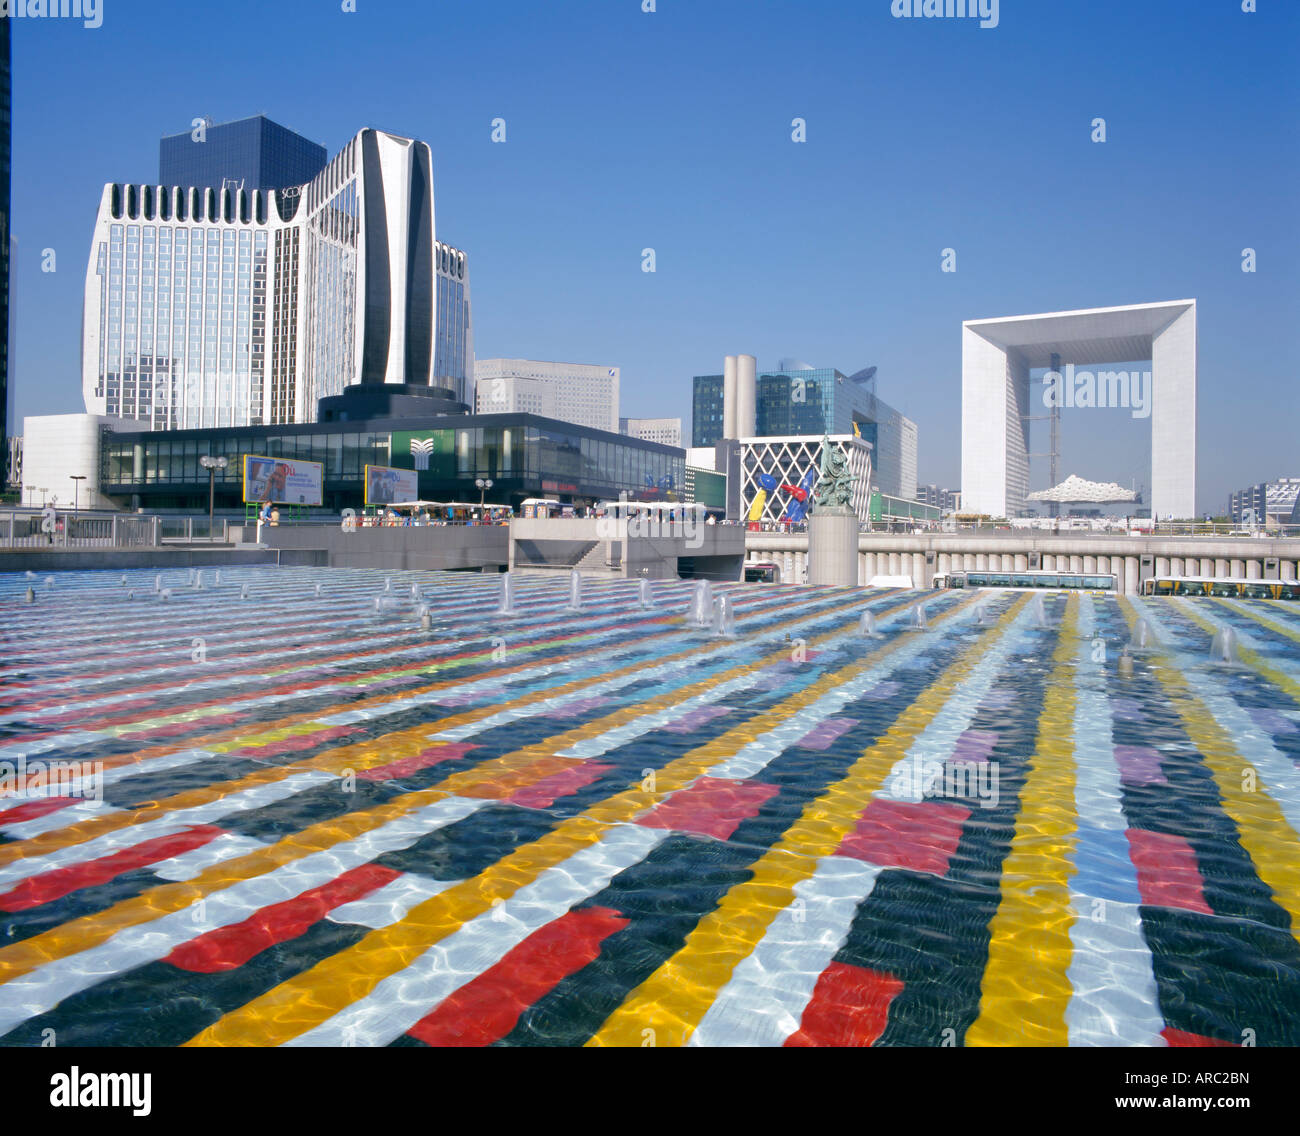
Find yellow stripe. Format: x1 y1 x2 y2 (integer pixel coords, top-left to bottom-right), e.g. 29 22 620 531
1196 599 1300 705
585 593 1031 1047
964 596 1079 1047
186 593 983 1046
1124 597 1300 944
0 592 926 986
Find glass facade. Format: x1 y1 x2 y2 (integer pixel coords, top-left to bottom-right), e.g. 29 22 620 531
434 245 471 404
94 220 267 430
691 366 917 498
692 375 724 447
159 116 326 193
100 414 684 510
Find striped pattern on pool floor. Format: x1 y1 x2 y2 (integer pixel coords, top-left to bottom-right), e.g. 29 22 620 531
1 567 1299 1047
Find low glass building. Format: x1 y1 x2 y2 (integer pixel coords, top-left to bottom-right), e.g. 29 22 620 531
99 405 685 513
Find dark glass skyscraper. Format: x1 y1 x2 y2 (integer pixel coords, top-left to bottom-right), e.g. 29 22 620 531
158 115 326 192
1 15 11 486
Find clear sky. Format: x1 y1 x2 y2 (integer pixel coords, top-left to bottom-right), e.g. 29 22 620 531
9 0 1299 513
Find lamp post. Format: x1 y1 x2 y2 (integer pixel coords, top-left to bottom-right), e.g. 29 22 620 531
70 475 87 515
24 485 33 508
475 477 493 514
199 455 229 540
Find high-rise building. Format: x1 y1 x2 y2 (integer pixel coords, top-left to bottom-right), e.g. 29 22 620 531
621 416 681 447
691 359 918 500
474 359 619 433
159 115 326 193
1 17 11 486
82 127 473 430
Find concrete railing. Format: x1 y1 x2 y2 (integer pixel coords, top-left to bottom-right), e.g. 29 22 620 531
745 531 1300 594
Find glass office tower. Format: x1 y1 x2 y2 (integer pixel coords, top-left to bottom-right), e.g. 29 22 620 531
159 115 326 192
691 363 918 499
84 128 474 429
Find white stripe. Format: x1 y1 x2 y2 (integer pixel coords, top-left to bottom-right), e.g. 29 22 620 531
327 873 460 929
0 770 338 890
0 798 122 841
284 823 668 1046
151 833 270 881
690 856 882 1047
1065 597 1165 1047
0 795 490 1037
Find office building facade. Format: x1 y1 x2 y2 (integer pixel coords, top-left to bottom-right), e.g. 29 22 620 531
621 416 681 447
82 127 473 432
474 359 619 433
691 359 918 500
159 115 326 193
917 484 961 513
1228 477 1300 526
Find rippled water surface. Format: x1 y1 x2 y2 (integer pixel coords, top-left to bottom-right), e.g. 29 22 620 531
1 567 1298 1046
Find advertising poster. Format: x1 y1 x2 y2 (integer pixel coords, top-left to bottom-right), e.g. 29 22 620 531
365 464 420 506
243 455 324 506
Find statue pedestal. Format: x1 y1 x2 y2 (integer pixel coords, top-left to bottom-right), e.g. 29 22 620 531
808 506 859 587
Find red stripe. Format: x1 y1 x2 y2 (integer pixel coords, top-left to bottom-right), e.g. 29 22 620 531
358 743 481 782
164 863 401 972
784 962 904 1047
0 796 82 826
0 825 225 912
407 906 628 1046
636 776 780 841
836 798 971 876
1162 1027 1238 1047
508 763 613 810
1126 829 1213 915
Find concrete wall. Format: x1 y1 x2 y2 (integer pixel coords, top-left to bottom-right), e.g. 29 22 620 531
0 547 309 572
510 516 745 580
19 414 121 511
745 531 1300 594
1151 304 1197 519
262 525 509 572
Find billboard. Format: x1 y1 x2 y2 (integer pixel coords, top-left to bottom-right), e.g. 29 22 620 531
243 456 324 506
365 464 420 506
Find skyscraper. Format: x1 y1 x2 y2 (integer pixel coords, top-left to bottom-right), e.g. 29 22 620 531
159 114 326 194
0 17 11 485
83 127 473 430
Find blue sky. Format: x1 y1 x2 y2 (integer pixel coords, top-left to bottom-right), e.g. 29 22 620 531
10 0 1299 512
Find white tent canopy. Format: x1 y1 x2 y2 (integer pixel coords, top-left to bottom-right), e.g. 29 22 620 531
1027 474 1138 504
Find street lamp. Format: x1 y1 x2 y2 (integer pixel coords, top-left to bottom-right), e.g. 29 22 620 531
475 477 493 513
24 485 33 508
199 455 229 540
70 475 87 515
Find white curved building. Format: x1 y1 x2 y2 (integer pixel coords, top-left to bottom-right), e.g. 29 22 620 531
82 128 472 430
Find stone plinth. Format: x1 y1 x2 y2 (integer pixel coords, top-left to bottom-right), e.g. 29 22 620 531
808 507 859 586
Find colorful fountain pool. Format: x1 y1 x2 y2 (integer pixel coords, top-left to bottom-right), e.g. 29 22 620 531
1 568 1298 1046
